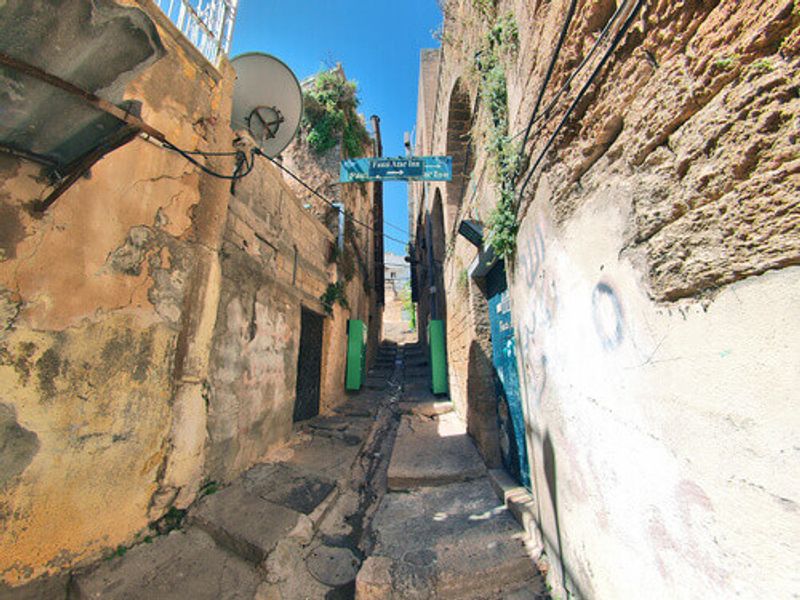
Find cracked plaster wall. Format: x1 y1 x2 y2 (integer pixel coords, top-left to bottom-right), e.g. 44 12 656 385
207 137 380 483
0 0 235 586
423 0 800 597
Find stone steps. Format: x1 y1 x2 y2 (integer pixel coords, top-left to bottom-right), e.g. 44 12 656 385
403 378 430 393
398 399 453 417
364 377 389 391
356 479 545 599
386 412 486 491
71 528 260 600
71 397 386 600
357 345 547 599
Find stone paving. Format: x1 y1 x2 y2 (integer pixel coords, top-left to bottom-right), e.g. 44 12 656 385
4 342 546 599
356 344 547 600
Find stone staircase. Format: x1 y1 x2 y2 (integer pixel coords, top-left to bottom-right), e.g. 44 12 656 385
68 363 397 600
356 343 547 600
12 341 545 599
363 342 398 392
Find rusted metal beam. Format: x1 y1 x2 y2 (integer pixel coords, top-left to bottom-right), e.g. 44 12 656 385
32 125 140 212
0 51 167 142
0 143 58 167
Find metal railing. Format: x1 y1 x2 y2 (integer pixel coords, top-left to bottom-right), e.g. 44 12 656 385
153 0 238 65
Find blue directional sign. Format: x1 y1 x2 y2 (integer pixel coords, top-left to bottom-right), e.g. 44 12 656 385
340 157 452 182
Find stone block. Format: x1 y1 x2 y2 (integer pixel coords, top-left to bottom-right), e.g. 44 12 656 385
369 480 543 599
243 462 336 515
387 413 486 490
398 400 453 417
0 573 68 600
71 528 260 600
190 484 301 563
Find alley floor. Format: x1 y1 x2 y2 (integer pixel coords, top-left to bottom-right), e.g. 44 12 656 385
51 343 547 600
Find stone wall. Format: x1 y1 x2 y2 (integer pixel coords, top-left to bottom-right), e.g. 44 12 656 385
281 76 383 367
205 153 368 482
414 0 800 597
0 0 381 588
0 0 237 584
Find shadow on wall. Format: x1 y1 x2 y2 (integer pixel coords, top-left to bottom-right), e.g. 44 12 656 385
466 340 502 468
543 431 565 592
540 429 590 600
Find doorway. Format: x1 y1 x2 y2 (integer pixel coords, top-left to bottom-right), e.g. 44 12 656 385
293 307 324 422
486 261 531 490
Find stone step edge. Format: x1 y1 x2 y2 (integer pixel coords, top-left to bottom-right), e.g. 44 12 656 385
486 469 545 553
356 552 540 600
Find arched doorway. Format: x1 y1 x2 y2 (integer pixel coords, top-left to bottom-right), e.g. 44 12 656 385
444 79 475 233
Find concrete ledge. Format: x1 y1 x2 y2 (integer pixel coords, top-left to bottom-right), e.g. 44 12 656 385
488 469 544 551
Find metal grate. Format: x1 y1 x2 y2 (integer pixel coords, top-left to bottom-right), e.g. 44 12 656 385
153 0 238 65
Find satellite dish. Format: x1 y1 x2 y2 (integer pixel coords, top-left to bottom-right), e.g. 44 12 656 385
230 52 303 157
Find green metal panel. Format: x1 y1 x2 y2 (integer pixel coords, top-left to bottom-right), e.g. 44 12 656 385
346 319 366 391
429 319 448 394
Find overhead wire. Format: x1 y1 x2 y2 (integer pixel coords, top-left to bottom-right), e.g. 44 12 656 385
255 149 410 247
384 220 410 237
515 0 644 208
161 140 255 180
514 0 631 146
157 137 411 246
517 0 580 155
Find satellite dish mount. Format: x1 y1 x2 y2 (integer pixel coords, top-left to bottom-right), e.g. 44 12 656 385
230 53 303 157
246 106 284 144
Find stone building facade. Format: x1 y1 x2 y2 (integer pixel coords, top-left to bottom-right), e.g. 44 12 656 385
0 0 380 587
409 0 799 597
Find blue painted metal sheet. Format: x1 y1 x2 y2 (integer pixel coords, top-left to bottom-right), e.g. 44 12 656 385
340 156 452 182
486 262 531 490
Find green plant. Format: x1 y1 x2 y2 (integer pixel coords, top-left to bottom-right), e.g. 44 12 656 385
488 13 519 53
471 0 498 18
107 545 127 560
713 55 738 70
199 480 220 498
474 13 522 257
151 506 186 536
302 70 370 157
751 58 774 73
457 268 470 295
321 281 349 315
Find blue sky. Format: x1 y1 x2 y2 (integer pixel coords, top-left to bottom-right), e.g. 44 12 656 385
230 0 443 256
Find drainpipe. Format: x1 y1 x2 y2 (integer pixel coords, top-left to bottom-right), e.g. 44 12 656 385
370 115 385 306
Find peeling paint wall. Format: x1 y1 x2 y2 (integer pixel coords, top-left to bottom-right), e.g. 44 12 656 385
207 160 336 481
416 0 800 596
0 0 235 585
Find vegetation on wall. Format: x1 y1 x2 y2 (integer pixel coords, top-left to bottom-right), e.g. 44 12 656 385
321 281 349 315
475 13 520 257
302 70 371 157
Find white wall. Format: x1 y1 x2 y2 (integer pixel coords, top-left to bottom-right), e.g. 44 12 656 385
509 175 800 598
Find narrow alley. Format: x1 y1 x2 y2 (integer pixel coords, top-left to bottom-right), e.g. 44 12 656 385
49 340 544 600
1 0 798 598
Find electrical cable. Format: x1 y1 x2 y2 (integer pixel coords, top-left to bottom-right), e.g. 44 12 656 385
384 220 410 236
159 139 411 244
520 0 631 145
518 0 580 155
162 140 255 180
254 149 409 247
516 0 644 208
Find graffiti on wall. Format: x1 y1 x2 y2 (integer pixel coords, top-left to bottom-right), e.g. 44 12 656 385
591 282 624 350
516 224 556 407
